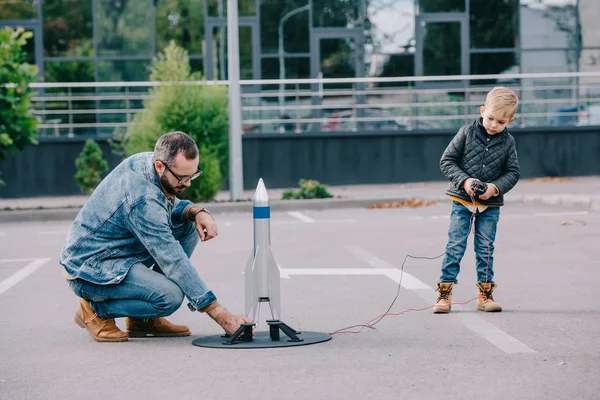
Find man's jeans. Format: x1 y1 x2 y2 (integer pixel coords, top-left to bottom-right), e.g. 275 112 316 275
440 201 500 284
68 222 199 319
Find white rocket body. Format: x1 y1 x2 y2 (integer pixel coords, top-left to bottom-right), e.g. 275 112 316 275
245 178 281 322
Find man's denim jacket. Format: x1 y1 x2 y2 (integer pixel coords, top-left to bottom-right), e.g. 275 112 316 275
59 152 217 311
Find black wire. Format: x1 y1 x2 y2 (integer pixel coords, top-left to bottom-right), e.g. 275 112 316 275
329 251 446 335
330 198 482 335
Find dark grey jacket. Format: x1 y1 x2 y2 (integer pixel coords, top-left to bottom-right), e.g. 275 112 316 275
440 118 520 206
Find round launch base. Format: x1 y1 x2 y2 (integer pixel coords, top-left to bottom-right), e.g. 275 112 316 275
192 331 331 349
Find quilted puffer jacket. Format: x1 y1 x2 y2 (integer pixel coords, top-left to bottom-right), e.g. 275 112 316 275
440 118 520 206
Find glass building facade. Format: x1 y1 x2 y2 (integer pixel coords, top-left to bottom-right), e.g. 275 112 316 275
1 0 598 84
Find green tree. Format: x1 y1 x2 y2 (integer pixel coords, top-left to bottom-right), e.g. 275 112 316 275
0 27 40 185
116 41 229 202
74 139 109 194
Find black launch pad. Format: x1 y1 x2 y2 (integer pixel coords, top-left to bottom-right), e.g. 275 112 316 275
192 320 331 349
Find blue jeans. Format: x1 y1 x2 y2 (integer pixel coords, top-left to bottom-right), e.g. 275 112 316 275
68 222 199 319
440 201 500 284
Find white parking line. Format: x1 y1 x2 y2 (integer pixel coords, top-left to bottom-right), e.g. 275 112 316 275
287 211 315 223
0 258 51 297
533 211 589 217
345 245 535 354
345 245 430 290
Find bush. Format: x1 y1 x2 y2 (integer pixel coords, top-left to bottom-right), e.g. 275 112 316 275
282 179 334 200
114 41 228 201
74 139 109 194
177 146 222 202
0 27 40 184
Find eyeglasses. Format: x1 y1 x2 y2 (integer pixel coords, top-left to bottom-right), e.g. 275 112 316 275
158 160 203 184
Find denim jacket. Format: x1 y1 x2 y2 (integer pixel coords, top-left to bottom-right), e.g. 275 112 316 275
59 152 217 311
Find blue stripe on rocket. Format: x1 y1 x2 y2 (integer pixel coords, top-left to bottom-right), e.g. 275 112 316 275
253 206 270 219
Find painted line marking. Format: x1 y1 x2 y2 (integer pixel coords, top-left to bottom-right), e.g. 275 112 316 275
345 245 431 290
457 312 536 353
272 219 354 226
287 211 315 223
0 258 51 297
534 211 589 217
343 246 535 354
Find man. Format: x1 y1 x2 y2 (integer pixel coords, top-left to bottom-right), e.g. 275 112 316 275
60 131 250 342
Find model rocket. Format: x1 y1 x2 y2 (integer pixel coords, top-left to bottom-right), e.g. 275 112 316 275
245 178 281 323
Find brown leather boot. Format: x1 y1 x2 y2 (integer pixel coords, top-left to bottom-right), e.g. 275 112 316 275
433 282 454 313
126 317 191 337
73 299 128 342
477 283 502 312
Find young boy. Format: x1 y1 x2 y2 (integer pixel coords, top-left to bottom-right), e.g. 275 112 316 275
434 86 520 314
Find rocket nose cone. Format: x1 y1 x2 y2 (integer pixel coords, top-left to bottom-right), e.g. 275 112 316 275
254 178 269 206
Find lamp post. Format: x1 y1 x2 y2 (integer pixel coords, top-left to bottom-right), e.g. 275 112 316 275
278 4 310 115
227 0 243 200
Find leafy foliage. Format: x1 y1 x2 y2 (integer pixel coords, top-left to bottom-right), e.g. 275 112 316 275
282 179 334 200
0 27 40 184
115 41 229 201
74 139 109 194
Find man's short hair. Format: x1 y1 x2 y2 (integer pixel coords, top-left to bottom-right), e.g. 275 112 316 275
153 131 198 165
485 87 519 118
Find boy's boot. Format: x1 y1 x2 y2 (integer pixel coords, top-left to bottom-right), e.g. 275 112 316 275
74 299 128 342
126 317 191 337
476 283 502 312
433 282 454 313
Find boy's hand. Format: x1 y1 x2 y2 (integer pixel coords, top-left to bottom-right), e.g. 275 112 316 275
463 178 475 196
478 184 497 200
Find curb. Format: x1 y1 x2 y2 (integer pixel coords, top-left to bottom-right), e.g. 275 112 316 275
0 194 598 223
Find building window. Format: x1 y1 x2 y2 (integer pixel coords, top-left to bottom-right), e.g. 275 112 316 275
207 0 256 17
470 51 519 85
365 0 415 79
0 0 38 20
43 0 93 57
312 0 360 28
95 0 153 56
260 0 309 55
155 0 204 56
520 0 578 50
418 0 465 13
469 0 517 49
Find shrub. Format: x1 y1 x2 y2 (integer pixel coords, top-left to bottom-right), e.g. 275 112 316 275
177 146 223 202
74 139 109 194
0 27 40 184
282 179 334 200
114 41 228 202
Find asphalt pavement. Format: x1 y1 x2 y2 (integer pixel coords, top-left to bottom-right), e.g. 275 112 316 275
1 198 599 399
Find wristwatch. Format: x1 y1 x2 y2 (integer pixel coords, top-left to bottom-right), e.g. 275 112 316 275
188 206 210 222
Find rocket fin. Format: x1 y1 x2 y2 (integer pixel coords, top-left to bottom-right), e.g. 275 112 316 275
267 247 281 320
244 251 258 321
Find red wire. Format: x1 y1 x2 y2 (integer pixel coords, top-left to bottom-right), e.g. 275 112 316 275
330 193 492 336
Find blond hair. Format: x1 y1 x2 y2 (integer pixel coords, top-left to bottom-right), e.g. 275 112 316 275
484 87 519 118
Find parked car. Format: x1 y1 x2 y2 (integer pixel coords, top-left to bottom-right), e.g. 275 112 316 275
321 109 442 132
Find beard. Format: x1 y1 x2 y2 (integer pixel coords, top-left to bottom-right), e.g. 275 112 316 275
159 174 187 196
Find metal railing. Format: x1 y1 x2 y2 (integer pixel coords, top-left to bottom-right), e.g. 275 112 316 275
28 71 600 137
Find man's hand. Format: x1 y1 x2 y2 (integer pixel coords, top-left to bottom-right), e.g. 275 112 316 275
207 304 253 336
463 178 475 197
478 184 497 200
194 210 218 242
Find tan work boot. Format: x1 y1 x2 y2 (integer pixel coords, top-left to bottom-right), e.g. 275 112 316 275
476 283 502 312
74 299 128 342
126 317 191 337
433 282 454 313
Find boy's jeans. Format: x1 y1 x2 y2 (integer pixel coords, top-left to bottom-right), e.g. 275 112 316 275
440 201 500 284
68 222 199 319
